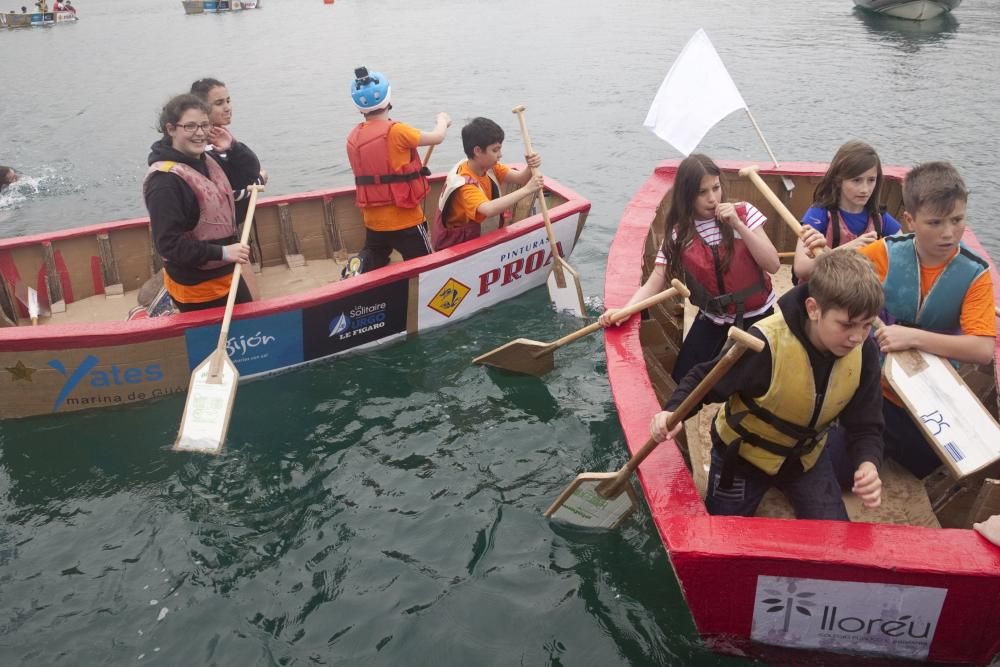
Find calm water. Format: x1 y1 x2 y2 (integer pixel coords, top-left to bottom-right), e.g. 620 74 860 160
2 1 1000 664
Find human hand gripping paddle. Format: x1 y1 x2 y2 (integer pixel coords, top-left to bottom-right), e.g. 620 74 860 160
174 185 263 454
740 165 1000 479
511 105 587 318
544 327 765 529
473 279 690 376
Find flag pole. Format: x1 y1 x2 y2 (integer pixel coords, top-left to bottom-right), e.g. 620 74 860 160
744 108 779 169
744 108 793 191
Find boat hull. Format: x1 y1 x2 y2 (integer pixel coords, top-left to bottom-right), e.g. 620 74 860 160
0 176 588 420
854 0 961 20
604 160 1000 665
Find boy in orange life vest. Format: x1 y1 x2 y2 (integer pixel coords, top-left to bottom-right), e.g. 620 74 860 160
856 161 996 478
651 250 885 520
431 117 544 251
345 67 451 275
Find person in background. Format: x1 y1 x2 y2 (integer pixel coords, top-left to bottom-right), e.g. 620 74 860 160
794 140 901 282
432 117 543 251
63 0 74 11
190 77 267 228
651 250 885 520
599 153 782 383
345 66 450 275
0 166 16 192
143 94 258 313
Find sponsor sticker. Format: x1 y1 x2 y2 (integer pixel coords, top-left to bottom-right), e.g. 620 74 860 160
751 575 947 660
427 278 471 318
417 220 578 330
302 280 408 359
185 310 304 377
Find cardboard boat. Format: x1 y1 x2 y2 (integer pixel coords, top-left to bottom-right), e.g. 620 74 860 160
0 172 589 420
603 159 1000 665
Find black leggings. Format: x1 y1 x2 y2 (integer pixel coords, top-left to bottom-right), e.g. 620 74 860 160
357 222 432 273
671 308 774 383
173 277 252 313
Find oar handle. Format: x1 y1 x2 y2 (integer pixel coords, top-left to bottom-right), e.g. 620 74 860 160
210 185 263 376
422 145 434 168
742 166 898 331
739 165 827 257
543 279 691 351
598 327 765 497
512 105 565 285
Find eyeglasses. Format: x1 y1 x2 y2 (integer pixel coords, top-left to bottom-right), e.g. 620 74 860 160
174 122 211 134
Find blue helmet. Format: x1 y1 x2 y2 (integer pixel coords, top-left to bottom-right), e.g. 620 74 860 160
351 67 391 113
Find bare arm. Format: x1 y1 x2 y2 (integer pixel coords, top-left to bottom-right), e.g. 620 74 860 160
717 203 779 274
417 112 452 147
476 173 543 219
504 153 541 187
876 327 994 365
598 264 670 327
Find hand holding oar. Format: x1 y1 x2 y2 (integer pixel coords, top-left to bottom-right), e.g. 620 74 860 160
174 185 263 454
474 279 690 376
511 105 587 318
741 164 1000 479
544 327 765 529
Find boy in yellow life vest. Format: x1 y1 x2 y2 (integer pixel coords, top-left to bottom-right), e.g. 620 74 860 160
345 67 451 275
431 117 543 251
857 161 996 478
651 250 885 519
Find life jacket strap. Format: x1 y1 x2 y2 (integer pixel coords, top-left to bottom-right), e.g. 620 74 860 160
355 170 424 185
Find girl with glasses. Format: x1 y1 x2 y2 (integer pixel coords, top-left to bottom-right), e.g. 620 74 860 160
143 93 253 313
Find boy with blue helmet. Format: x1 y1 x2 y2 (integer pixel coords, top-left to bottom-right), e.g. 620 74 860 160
345 67 451 275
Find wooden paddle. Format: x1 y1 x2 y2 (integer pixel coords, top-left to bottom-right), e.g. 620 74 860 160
740 164 1000 478
473 279 690 376
544 327 765 528
13 280 50 324
174 185 262 454
511 105 587 318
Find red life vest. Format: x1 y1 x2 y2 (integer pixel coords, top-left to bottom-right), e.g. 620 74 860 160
680 203 772 320
431 161 503 251
824 208 882 248
146 158 235 270
346 119 429 209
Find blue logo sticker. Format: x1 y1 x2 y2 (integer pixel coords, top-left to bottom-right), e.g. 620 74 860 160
185 309 304 376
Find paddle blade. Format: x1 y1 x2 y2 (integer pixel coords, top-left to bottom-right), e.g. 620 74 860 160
883 349 1000 479
544 473 638 529
472 338 555 376
174 352 239 454
27 287 38 323
546 257 586 318
13 281 51 319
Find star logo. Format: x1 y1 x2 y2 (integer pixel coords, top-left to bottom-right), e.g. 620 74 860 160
5 360 37 382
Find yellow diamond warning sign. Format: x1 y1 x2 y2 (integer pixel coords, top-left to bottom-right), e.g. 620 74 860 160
428 278 471 318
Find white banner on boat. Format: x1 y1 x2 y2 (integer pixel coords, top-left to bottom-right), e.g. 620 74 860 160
643 28 747 156
751 575 947 660
417 217 579 329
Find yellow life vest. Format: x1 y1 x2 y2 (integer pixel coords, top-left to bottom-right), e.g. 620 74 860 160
713 307 862 475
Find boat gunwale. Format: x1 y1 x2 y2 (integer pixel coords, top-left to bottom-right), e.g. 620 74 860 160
0 172 591 351
603 159 1000 574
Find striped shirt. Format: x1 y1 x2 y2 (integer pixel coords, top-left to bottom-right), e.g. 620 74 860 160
655 202 775 324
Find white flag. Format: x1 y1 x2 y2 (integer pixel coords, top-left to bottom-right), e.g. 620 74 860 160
643 29 747 156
